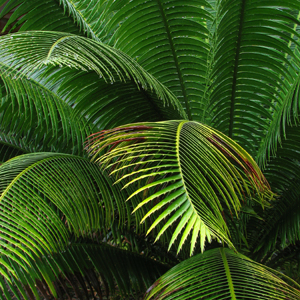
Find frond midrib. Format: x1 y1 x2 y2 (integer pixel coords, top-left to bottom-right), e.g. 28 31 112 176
228 0 246 138
155 0 192 120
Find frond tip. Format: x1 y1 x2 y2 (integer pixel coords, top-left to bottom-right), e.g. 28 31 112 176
86 121 274 254
144 248 300 299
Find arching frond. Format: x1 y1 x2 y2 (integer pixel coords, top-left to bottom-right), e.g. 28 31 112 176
32 65 181 131
0 152 170 299
0 31 186 119
0 241 169 300
205 0 300 156
0 0 81 35
257 73 300 166
144 248 300 300
98 0 212 120
0 65 92 156
0 138 27 163
0 0 125 42
0 152 131 233
87 120 273 254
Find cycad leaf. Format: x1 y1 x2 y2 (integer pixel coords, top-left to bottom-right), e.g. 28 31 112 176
0 136 27 163
144 248 300 300
205 0 300 156
0 65 92 156
87 120 273 254
0 31 186 119
0 152 131 265
100 0 212 120
257 72 300 166
247 106 300 259
0 241 169 300
248 179 300 261
0 0 121 42
0 0 81 35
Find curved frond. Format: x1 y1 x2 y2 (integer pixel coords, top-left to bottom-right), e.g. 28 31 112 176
0 152 170 299
0 153 132 272
100 0 212 120
0 31 186 120
0 0 125 42
205 0 300 155
257 72 300 166
0 65 92 156
263 126 300 193
0 0 81 35
0 134 27 163
144 248 300 300
33 65 182 130
0 241 169 300
87 120 273 254
246 109 300 258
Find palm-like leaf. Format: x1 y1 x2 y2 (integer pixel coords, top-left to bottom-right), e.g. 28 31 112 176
256 72 300 167
0 152 168 298
0 241 169 300
0 135 27 163
0 0 82 35
0 65 92 156
0 31 185 158
1 240 169 300
248 180 300 262
97 0 212 120
0 152 171 299
1 0 300 297
0 31 185 123
144 248 300 299
205 0 300 156
247 128 300 259
247 89 300 259
0 31 182 106
87 120 273 254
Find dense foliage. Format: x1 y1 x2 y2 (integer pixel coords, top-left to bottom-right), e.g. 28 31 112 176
1 0 300 299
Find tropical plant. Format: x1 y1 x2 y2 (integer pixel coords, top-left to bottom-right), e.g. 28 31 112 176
0 0 300 299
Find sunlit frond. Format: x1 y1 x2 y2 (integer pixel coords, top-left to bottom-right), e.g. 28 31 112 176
87 120 273 254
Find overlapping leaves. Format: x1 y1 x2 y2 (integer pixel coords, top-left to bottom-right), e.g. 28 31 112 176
0 31 185 156
205 0 300 156
144 248 300 299
0 152 170 299
87 120 273 254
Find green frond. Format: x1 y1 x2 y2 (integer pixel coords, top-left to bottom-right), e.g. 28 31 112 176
0 0 125 42
0 152 133 263
0 241 169 300
0 64 92 156
0 31 186 119
87 120 273 254
0 134 27 163
205 0 300 155
34 65 182 130
99 0 212 120
256 72 300 166
144 248 300 300
247 117 300 259
0 0 81 35
263 125 300 193
247 179 300 261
